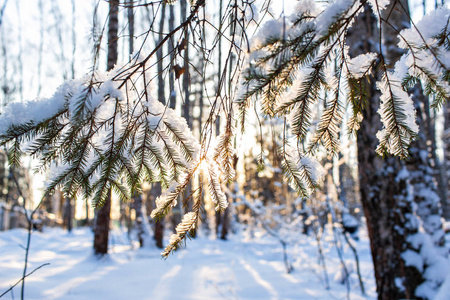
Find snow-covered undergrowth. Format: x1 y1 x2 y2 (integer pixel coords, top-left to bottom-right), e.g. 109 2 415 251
0 226 378 299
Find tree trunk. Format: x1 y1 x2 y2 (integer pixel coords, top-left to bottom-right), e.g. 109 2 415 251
93 191 111 255
127 0 134 55
63 197 72 232
443 100 450 218
106 0 119 71
93 0 119 255
220 205 229 240
150 183 164 248
134 193 153 247
215 0 223 137
157 3 166 106
349 4 425 298
181 0 190 128
168 5 176 109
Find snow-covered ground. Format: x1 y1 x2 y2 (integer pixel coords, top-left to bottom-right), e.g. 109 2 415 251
0 227 377 299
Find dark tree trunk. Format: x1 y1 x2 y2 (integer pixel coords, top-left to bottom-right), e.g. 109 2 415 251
181 0 190 128
106 0 119 71
157 4 166 106
220 205 229 240
151 183 164 249
169 5 176 109
134 193 144 247
127 0 134 55
63 197 72 232
93 0 118 255
215 210 221 237
180 0 192 214
94 191 112 255
215 0 223 137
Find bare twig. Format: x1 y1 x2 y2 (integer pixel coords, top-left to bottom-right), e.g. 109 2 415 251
0 263 50 298
223 186 294 274
5 158 45 300
343 231 366 296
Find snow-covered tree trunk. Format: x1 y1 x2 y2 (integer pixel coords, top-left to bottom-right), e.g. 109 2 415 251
382 0 446 251
443 100 450 218
93 0 119 255
349 3 425 298
408 87 446 249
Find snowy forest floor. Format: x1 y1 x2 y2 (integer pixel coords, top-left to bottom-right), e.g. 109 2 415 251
1 225 380 299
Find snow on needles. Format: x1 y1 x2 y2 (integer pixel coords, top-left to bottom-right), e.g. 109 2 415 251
395 7 450 97
0 80 80 136
315 0 355 37
0 54 201 207
376 74 419 156
300 156 325 185
346 52 377 79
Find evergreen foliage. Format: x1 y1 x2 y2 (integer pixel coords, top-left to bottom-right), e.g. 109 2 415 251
0 0 449 262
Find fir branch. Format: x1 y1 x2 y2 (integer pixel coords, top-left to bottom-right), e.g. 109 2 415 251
212 121 236 184
150 160 200 219
281 154 308 198
307 57 345 155
375 70 418 159
161 185 202 258
207 160 228 211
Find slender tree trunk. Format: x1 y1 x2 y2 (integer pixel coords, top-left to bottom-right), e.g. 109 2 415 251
127 0 134 55
107 0 119 71
168 5 176 109
215 0 223 137
93 0 119 255
151 183 164 248
84 199 90 226
198 49 204 137
220 202 229 240
181 0 190 128
153 5 167 247
134 193 150 247
180 0 193 214
157 3 166 106
213 0 224 233
15 0 23 101
71 0 76 79
50 0 67 81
